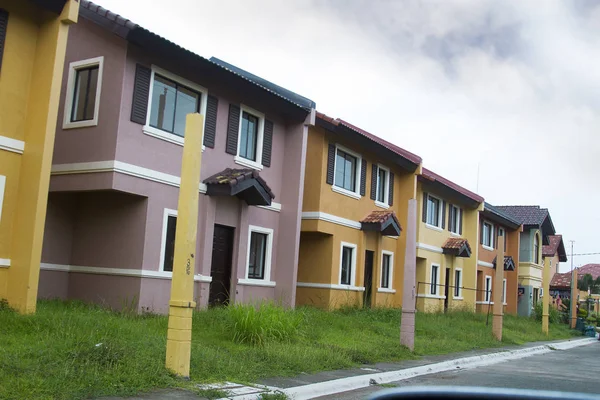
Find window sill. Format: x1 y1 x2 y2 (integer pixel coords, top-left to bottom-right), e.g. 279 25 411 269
476 301 494 305
331 185 361 200
234 156 263 171
336 285 365 292
482 245 494 251
425 223 443 232
63 119 98 130
375 201 390 209
238 278 276 287
450 232 462 237
377 288 396 294
453 296 464 300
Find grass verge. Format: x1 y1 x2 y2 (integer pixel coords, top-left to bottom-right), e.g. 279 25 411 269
0 300 578 400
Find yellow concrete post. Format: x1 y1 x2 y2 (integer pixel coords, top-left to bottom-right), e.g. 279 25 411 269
165 113 203 378
570 269 578 329
542 257 551 334
492 234 504 341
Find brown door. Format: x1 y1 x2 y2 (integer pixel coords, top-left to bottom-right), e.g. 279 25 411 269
363 250 374 308
208 225 235 307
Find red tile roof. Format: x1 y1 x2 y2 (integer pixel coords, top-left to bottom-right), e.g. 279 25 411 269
360 210 399 225
442 237 471 252
316 112 422 165
550 272 571 288
421 168 484 203
578 264 600 279
550 264 600 288
542 235 562 257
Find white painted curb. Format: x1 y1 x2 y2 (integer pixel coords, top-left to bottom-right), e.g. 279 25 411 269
220 337 596 400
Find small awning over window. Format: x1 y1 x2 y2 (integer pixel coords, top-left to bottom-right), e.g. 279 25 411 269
360 210 402 237
204 168 275 206
493 255 516 271
442 238 472 258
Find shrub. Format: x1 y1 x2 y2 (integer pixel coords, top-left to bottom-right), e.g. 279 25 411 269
226 302 305 346
533 303 561 324
578 308 588 319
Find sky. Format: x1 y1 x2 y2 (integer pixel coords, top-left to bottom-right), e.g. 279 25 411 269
93 0 600 272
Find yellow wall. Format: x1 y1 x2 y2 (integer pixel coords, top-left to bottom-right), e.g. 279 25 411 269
0 0 78 311
298 125 418 309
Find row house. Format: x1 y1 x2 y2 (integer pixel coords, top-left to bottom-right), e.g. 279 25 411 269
37 1 315 313
296 113 422 309
415 168 483 312
0 0 79 313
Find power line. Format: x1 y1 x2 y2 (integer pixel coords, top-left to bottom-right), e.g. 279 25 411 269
571 252 600 256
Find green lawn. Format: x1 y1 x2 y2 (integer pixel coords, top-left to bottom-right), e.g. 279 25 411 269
0 300 578 400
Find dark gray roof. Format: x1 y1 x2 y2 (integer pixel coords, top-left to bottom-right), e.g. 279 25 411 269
210 58 315 111
483 202 521 228
494 205 548 226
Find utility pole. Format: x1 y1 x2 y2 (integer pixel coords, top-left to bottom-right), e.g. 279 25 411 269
569 240 577 329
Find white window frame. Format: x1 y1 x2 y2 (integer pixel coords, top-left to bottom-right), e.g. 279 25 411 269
482 221 495 251
332 144 362 200
502 278 507 305
143 65 208 147
485 276 492 302
430 263 440 295
339 241 358 287
374 164 391 209
539 287 544 298
449 204 461 235
378 250 394 292
453 267 463 299
425 193 443 230
234 104 266 171
63 56 104 129
159 208 178 272
244 225 274 282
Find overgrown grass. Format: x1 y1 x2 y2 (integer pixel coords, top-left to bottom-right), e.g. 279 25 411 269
0 300 578 400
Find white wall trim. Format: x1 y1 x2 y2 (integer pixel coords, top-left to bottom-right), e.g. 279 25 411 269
257 203 282 213
477 260 494 268
159 208 178 272
237 279 276 287
416 242 444 254
476 301 494 305
377 288 396 294
0 258 10 268
296 282 366 292
301 211 362 230
63 56 104 130
339 241 358 286
417 293 446 299
0 135 25 154
40 263 212 282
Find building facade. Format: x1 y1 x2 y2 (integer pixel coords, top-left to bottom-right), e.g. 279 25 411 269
415 168 483 312
296 113 421 309
0 0 78 313
37 1 314 313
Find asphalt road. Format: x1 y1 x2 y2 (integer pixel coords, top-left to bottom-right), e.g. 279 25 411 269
318 342 600 400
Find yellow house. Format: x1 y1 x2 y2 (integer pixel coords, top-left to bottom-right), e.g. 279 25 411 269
296 113 422 309
415 168 484 312
0 0 78 313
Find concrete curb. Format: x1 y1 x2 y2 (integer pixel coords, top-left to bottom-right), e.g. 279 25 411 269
220 337 597 400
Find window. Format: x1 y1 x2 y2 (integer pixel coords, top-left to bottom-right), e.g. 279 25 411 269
482 221 494 248
502 279 507 304
430 264 439 295
380 252 393 289
454 269 462 297
376 166 389 204
534 233 540 264
160 209 178 272
449 204 461 234
144 66 208 146
339 243 357 286
498 227 506 251
63 57 104 129
246 226 273 281
234 105 266 170
426 196 441 227
485 276 492 302
335 148 358 192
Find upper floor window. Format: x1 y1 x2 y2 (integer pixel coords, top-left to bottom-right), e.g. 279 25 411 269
482 221 494 249
498 227 506 251
335 148 358 193
426 195 441 227
239 112 259 161
534 233 540 264
233 105 266 170
376 167 388 203
63 57 104 129
448 204 461 234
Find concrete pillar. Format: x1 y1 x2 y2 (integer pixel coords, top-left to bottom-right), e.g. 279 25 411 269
570 268 578 329
492 233 504 341
400 199 417 351
542 257 551 334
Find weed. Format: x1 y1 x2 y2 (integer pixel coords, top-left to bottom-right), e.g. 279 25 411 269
194 388 228 399
259 391 289 400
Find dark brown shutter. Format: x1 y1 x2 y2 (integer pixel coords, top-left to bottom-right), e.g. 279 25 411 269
225 104 240 155
203 95 218 148
130 64 151 124
480 220 484 244
326 144 335 185
422 192 428 223
0 9 7 72
370 164 378 200
459 209 463 235
441 201 446 229
262 119 273 167
448 205 453 232
360 159 367 196
388 172 394 206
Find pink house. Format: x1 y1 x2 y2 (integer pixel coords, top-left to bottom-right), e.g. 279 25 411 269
38 1 315 313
